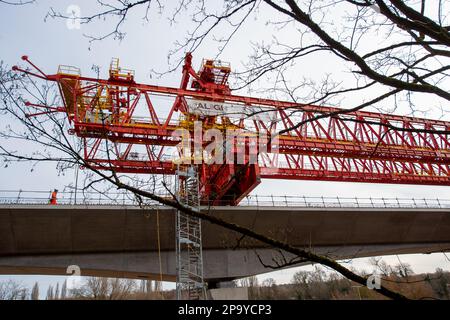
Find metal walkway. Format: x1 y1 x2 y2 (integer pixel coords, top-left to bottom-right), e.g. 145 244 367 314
0 189 449 209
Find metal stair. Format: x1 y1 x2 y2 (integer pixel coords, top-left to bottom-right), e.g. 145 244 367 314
175 165 206 300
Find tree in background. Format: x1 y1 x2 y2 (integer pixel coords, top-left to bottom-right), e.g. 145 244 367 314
394 262 414 278
70 277 137 300
291 266 338 299
0 280 28 300
260 278 279 299
60 280 67 300
47 0 450 115
45 286 54 300
427 268 450 300
31 282 39 300
54 282 60 300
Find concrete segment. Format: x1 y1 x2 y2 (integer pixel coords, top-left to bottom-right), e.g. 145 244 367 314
0 204 449 280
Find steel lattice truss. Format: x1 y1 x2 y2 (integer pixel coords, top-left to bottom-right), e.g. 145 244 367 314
14 54 450 205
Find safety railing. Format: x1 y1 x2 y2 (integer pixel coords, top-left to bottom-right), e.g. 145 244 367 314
0 190 449 209
57 65 81 76
0 189 168 206
237 195 450 209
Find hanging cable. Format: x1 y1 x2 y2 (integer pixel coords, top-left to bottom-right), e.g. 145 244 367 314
156 207 164 300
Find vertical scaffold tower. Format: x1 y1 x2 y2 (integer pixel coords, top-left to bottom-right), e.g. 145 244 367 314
175 164 205 300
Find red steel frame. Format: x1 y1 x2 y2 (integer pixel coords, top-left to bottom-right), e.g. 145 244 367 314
13 54 450 205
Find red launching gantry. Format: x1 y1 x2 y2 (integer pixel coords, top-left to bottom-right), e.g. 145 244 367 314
13 54 450 205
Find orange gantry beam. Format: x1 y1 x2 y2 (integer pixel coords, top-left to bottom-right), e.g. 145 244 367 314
13 53 450 205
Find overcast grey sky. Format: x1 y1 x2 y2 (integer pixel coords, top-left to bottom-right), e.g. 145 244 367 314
1 1 449 298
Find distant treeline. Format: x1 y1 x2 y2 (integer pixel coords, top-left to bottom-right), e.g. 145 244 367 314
1 261 449 300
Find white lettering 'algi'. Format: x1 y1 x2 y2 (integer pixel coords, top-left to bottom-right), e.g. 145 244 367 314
186 98 277 122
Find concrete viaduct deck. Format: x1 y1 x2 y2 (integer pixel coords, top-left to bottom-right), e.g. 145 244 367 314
1 203 449 282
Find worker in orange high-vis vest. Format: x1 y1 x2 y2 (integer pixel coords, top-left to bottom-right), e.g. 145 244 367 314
49 189 58 205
